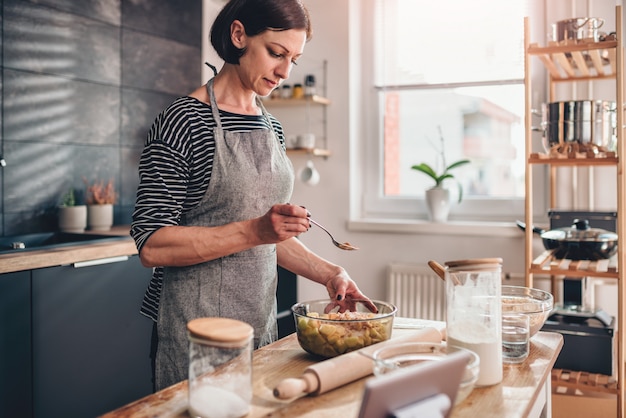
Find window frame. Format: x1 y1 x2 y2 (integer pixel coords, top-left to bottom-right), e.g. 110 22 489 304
354 0 548 224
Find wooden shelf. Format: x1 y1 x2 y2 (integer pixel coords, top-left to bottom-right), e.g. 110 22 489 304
263 95 331 107
530 250 618 279
529 153 618 166
286 147 331 157
552 369 618 395
528 40 618 81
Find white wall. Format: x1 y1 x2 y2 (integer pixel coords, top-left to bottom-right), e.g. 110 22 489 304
201 0 620 320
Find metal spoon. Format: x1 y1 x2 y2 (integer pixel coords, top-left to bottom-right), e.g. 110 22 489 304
307 212 359 251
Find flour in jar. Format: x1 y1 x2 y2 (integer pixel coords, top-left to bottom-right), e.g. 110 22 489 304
188 385 250 418
448 321 502 386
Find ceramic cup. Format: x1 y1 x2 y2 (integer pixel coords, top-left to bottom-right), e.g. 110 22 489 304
286 135 298 149
296 133 315 149
299 160 320 186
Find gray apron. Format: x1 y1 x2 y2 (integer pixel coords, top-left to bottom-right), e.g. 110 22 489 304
155 79 294 389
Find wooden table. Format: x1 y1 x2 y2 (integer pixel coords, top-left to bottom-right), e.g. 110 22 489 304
101 320 563 418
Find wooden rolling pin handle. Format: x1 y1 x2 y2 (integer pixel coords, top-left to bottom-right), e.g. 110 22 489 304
273 371 320 400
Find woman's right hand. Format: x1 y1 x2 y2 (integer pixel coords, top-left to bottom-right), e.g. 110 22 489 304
255 203 310 244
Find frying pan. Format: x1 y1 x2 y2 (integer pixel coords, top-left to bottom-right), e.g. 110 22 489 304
516 219 617 260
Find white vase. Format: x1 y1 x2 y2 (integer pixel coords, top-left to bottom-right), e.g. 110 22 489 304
425 187 451 222
87 204 114 231
58 205 88 233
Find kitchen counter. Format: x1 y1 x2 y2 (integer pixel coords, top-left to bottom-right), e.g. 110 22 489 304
101 320 563 418
0 226 137 274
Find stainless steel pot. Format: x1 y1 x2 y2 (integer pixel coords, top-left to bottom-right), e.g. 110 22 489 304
552 17 604 42
541 100 616 152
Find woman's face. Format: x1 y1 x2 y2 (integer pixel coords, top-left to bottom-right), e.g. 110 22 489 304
236 26 307 97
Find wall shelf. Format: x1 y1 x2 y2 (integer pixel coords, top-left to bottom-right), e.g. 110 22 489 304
264 60 331 158
263 95 331 107
286 148 331 157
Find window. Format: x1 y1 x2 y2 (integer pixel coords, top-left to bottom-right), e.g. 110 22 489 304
359 0 542 222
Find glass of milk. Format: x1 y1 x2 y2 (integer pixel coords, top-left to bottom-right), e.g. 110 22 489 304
445 258 503 386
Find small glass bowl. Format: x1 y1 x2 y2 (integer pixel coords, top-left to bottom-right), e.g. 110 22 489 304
370 342 480 405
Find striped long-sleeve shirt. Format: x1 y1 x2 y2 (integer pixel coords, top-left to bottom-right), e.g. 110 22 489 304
130 96 286 322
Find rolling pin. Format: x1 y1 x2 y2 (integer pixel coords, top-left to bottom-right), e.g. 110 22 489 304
273 327 442 400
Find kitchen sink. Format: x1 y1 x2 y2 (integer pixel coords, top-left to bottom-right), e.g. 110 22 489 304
0 231 129 254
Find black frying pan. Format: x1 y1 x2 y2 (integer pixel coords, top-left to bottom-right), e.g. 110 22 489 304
516 219 618 260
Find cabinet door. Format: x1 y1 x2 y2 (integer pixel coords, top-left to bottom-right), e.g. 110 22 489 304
0 270 32 418
277 266 297 338
32 255 153 418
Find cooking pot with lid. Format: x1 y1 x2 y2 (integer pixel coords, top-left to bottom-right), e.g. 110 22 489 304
516 219 618 260
552 17 604 42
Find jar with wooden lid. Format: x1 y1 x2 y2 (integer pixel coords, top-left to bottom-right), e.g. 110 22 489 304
445 258 503 387
187 317 254 418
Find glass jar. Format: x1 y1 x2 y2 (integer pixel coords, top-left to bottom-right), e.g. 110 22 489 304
445 258 503 386
280 84 292 99
292 83 304 99
187 317 254 418
304 74 316 96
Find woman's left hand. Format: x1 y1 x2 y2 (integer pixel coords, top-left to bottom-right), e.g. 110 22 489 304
323 270 378 314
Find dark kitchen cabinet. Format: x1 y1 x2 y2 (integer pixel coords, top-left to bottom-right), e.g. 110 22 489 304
277 266 297 338
31 255 153 418
0 270 32 418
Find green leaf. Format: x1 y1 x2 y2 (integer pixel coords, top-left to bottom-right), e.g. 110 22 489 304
445 159 471 171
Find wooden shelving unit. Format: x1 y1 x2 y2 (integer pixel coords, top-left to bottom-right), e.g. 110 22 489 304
524 7 624 417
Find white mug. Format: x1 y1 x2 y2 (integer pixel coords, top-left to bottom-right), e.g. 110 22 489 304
285 135 298 149
296 133 315 149
299 160 320 186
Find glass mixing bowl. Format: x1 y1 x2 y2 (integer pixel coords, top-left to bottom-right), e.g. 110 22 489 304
292 299 396 358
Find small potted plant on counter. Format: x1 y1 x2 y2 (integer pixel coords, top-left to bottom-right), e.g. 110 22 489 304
411 128 470 222
83 178 117 231
58 188 87 233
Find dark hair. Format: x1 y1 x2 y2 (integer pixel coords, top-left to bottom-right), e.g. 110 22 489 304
211 0 312 64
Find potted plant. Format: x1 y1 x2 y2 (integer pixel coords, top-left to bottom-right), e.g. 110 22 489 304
58 188 87 233
83 178 117 231
411 128 470 222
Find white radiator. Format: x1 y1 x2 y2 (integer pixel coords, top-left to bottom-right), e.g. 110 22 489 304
386 263 446 321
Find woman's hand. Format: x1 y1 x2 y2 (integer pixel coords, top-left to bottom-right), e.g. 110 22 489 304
254 203 309 244
323 270 378 314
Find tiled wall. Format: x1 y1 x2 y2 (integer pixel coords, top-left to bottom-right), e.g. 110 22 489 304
1 0 202 235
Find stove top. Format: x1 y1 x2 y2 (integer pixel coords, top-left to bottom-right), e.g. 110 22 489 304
551 305 614 327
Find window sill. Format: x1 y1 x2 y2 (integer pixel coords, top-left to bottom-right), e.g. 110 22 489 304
347 218 522 238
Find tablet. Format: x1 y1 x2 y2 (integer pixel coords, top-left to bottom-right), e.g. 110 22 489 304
358 350 470 418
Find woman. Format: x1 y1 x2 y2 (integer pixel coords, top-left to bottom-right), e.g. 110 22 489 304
131 0 376 391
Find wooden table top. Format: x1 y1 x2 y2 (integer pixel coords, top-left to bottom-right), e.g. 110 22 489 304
101 319 563 418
